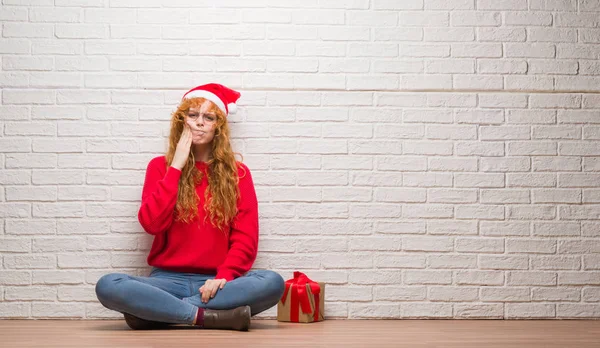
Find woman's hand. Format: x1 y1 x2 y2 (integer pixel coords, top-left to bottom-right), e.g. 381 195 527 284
171 125 192 170
199 278 227 303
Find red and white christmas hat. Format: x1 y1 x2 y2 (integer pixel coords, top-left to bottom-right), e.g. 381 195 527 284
182 83 241 116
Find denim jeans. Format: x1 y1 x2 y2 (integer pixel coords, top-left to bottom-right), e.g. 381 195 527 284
95 267 285 325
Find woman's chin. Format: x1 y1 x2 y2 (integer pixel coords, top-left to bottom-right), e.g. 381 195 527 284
192 139 211 146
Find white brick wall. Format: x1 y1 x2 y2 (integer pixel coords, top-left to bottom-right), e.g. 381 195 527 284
1 0 600 320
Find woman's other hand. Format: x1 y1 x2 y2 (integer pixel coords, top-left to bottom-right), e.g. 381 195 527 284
199 278 227 303
171 125 192 170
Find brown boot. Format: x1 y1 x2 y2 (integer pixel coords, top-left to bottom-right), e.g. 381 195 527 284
202 305 251 331
123 313 170 330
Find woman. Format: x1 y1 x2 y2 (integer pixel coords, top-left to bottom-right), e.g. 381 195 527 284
95 83 285 331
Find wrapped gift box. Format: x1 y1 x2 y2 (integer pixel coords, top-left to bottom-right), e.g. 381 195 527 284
277 271 325 323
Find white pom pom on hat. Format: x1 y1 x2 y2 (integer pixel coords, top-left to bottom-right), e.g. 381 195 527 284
182 83 241 116
227 102 237 115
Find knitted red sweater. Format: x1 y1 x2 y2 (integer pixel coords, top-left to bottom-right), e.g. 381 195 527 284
137 156 259 281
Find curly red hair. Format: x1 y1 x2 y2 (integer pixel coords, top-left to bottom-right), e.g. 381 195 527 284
165 97 245 231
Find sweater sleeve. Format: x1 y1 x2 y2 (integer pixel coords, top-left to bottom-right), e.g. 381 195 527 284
216 163 259 281
138 156 182 236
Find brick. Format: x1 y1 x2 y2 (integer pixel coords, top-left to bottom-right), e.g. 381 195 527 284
33 139 84 153
297 42 343 57
481 287 530 301
376 0 423 9
404 141 453 155
529 0 577 10
321 221 373 235
0 204 30 218
556 13 600 27
429 157 477 171
84 74 136 88
451 11 499 26
0 7 28 21
240 9 287 24
558 304 600 318
351 303 403 319
478 59 527 74
32 270 84 285
481 221 530 236
453 45 501 61
399 43 448 57
3 23 53 38
378 156 426 171
3 56 53 71
456 270 504 285
57 286 96 301
428 189 478 203
373 27 424 41
505 76 554 90
3 90 55 105
320 58 370 73
373 59 424 73
32 303 85 318
327 285 372 301
56 0 103 6
480 27 526 42
405 270 452 285
481 157 530 172
6 186 57 202
455 238 504 252
507 205 556 220
507 142 557 156
424 28 474 42
506 43 555 58
0 303 29 318
427 0 473 9
559 272 600 286
297 203 348 218
0 238 31 253
479 255 529 270
532 256 581 270
33 238 86 252
453 204 502 221
0 39 30 54
322 253 373 269
399 11 447 26
404 173 453 187
455 304 503 318
349 271 401 285
506 304 556 318
375 254 426 269
505 11 553 25
428 255 477 268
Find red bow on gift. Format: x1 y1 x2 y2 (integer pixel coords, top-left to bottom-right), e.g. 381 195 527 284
281 271 321 322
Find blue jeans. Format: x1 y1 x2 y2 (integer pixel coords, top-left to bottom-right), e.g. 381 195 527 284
95 267 285 325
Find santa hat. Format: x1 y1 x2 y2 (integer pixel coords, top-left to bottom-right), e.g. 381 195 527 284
182 83 241 116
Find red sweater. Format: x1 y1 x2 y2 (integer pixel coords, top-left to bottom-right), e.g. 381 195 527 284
137 156 259 281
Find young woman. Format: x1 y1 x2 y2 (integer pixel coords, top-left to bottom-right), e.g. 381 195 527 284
95 83 285 331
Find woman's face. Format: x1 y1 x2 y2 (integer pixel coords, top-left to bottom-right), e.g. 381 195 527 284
185 99 219 146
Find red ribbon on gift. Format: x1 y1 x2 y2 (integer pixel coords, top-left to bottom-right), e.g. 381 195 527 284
281 271 321 322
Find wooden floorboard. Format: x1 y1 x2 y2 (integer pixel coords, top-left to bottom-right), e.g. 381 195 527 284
1 319 599 348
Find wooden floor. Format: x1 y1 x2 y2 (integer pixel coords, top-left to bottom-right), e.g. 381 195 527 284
2 319 599 348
